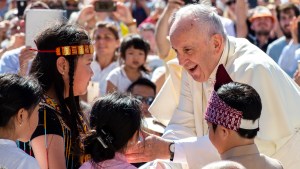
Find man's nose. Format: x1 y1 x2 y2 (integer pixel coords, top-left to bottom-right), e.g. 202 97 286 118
177 54 188 66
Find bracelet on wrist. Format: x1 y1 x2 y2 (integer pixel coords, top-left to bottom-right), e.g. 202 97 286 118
126 19 137 27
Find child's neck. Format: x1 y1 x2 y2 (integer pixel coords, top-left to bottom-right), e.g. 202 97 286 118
123 65 141 82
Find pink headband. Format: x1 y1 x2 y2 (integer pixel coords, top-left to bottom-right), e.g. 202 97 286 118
205 64 259 131
205 91 243 131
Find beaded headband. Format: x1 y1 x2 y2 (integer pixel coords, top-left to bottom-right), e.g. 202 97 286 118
30 44 94 56
205 65 259 131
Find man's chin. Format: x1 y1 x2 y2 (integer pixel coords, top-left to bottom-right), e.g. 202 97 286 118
190 74 206 83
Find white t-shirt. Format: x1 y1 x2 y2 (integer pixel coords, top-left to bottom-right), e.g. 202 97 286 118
106 66 151 93
91 59 119 96
0 139 40 169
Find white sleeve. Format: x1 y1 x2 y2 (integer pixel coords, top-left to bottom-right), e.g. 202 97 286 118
174 136 220 168
163 70 196 140
106 68 120 86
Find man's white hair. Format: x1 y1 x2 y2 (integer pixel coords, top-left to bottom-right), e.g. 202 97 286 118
202 160 246 169
171 2 226 38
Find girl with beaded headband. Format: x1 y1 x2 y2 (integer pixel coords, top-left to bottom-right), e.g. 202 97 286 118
29 23 94 169
80 92 142 169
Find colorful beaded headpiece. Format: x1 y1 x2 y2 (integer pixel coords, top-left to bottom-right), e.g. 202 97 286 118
204 64 259 131
30 44 94 56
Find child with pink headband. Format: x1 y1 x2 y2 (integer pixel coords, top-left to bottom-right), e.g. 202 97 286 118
205 65 283 169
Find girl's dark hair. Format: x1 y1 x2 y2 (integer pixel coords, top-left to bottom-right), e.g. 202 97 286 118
29 23 91 154
0 74 42 127
120 34 150 73
212 82 262 139
82 92 142 163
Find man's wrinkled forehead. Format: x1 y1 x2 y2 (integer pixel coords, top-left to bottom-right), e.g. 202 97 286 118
170 14 198 36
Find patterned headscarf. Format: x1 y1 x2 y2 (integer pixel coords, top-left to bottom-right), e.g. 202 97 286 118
205 65 259 131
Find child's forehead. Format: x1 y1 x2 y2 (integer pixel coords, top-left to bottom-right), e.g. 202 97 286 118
126 46 145 51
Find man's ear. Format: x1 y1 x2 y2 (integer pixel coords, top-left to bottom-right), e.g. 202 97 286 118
56 57 67 76
212 34 223 53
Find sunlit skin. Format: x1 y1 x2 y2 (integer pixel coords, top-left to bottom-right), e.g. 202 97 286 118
169 14 224 82
73 54 94 96
63 54 94 97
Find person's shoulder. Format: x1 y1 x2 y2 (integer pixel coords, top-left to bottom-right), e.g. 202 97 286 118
228 37 279 73
79 161 93 169
268 37 287 48
21 155 40 168
106 66 123 81
12 149 40 169
260 154 284 169
107 66 122 76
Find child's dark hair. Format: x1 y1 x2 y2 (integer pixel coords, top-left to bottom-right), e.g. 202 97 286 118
30 23 90 154
212 82 262 139
127 78 156 94
0 74 42 127
120 34 150 73
82 92 142 164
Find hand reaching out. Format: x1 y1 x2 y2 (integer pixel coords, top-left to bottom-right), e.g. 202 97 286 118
125 130 172 163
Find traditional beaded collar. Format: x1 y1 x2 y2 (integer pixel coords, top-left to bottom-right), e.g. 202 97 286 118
30 44 94 56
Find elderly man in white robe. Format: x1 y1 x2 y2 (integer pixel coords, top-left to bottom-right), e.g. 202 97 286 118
126 3 300 169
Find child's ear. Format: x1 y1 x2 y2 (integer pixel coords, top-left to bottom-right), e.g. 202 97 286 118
15 108 29 127
219 126 230 140
56 57 68 76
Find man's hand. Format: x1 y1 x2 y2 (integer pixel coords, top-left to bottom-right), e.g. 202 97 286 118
125 131 172 163
19 46 35 76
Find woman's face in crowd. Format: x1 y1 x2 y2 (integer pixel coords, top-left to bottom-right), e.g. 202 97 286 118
93 27 119 58
73 54 94 96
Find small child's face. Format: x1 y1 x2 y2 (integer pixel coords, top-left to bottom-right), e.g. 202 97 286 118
124 46 146 69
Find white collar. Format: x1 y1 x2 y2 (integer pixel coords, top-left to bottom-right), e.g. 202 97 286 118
0 139 17 147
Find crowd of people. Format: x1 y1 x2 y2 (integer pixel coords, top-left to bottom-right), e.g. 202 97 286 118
0 0 300 169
